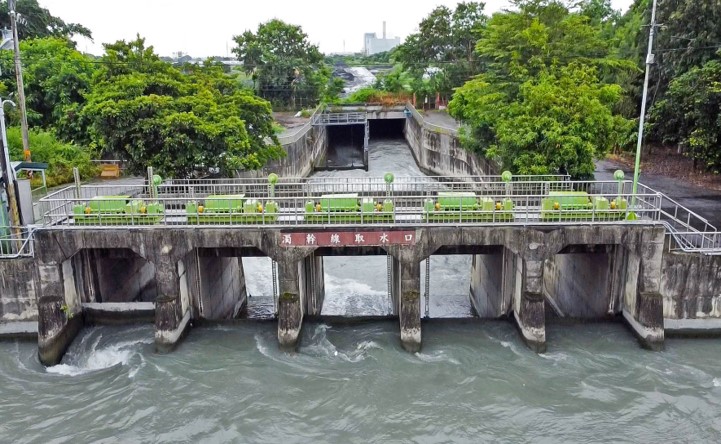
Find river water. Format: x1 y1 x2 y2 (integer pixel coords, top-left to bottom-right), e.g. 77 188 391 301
2 139 721 442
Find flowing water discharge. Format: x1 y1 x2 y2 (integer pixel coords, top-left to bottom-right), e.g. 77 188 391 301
2 139 721 441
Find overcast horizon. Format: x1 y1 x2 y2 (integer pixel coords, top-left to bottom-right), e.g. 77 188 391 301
40 0 634 58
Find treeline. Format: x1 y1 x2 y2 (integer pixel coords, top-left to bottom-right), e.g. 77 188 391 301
360 0 721 178
4 0 719 182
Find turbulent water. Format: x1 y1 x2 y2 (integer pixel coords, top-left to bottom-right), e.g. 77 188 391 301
2 139 721 442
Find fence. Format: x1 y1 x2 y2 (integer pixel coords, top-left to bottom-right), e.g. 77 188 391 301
38 178 661 229
0 228 34 258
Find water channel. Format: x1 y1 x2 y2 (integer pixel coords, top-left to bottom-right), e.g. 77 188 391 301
2 136 721 442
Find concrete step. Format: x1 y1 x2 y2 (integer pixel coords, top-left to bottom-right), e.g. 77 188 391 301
0 321 38 339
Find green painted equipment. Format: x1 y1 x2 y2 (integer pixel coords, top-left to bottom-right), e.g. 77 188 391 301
304 193 394 223
424 192 514 222
72 196 164 225
186 194 279 224
540 191 628 221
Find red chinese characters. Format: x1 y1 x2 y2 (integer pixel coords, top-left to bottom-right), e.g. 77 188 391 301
279 230 416 247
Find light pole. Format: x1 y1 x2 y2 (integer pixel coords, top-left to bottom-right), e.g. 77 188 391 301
0 98 22 244
632 0 659 200
7 0 30 157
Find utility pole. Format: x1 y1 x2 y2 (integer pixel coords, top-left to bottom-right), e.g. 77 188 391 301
632 0 659 198
8 0 30 157
0 134 22 245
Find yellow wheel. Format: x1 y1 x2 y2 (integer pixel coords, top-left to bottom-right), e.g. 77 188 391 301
315 203 322 212
553 202 560 210
434 202 441 211
198 205 205 214
495 201 502 211
84 206 92 215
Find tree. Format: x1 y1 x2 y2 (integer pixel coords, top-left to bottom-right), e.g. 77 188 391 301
0 0 91 39
393 2 488 98
80 37 283 178
649 58 721 173
0 37 96 131
450 0 633 178
232 19 328 109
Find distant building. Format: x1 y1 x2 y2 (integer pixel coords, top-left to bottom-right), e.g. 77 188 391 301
363 21 400 56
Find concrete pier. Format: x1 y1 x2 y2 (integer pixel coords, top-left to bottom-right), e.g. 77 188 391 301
399 260 421 352
277 260 304 350
512 259 547 353
155 256 190 353
37 261 82 366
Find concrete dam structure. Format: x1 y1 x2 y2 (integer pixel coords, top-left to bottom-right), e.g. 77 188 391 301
3 104 721 367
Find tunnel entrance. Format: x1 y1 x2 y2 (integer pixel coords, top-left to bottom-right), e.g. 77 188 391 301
369 118 405 139
322 124 366 170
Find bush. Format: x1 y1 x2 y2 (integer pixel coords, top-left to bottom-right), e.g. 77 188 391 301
7 126 98 187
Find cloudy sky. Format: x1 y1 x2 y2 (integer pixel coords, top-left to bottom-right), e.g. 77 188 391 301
40 0 635 57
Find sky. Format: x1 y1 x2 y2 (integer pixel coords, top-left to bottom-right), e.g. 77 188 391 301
40 0 634 58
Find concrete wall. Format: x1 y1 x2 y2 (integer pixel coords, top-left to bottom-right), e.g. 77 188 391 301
469 253 507 318
543 253 614 318
404 106 497 177
0 258 38 321
239 125 327 178
94 253 156 303
662 252 721 319
197 256 246 320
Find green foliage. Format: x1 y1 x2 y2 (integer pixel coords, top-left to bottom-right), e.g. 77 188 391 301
232 19 327 109
450 0 633 178
649 58 721 173
393 2 488 97
0 37 96 132
0 0 91 39
80 37 283 178
6 126 96 186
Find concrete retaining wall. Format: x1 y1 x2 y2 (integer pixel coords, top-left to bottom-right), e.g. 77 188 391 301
0 258 38 321
404 106 497 177
543 253 614 318
197 256 246 320
662 252 721 319
239 125 327 178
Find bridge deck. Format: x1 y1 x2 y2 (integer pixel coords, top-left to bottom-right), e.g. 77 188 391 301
28 176 721 255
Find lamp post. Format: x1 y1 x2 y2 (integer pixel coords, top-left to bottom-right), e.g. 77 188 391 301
0 98 22 245
632 0 659 201
7 0 30 157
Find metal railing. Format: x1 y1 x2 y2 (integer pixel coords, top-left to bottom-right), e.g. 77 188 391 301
312 112 367 126
406 103 459 136
0 228 34 258
38 179 662 229
276 105 327 145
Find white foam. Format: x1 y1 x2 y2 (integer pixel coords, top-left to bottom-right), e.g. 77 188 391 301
415 351 460 365
713 378 721 387
46 338 151 377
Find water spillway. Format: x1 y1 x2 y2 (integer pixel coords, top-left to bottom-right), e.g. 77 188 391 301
5 121 721 441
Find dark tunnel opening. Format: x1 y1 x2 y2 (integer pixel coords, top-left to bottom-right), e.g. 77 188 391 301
325 124 365 168
369 118 405 139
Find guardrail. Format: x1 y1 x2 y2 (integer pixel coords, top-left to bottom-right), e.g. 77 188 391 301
312 112 367 126
0 228 34 258
38 179 662 229
405 103 459 136
276 104 327 146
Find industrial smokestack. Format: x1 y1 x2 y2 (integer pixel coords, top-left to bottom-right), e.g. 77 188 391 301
383 21 386 39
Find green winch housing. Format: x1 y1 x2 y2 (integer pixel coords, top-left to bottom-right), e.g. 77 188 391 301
304 193 394 223
424 192 514 222
72 195 164 225
186 194 279 224
540 191 628 221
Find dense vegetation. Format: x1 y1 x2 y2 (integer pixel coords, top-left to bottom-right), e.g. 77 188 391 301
358 0 721 178
2 0 720 182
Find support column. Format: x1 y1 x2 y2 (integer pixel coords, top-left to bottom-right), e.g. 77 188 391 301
37 260 82 366
155 257 190 353
399 260 421 352
512 257 546 353
303 253 325 317
620 230 665 350
278 259 304 350
195 254 246 320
